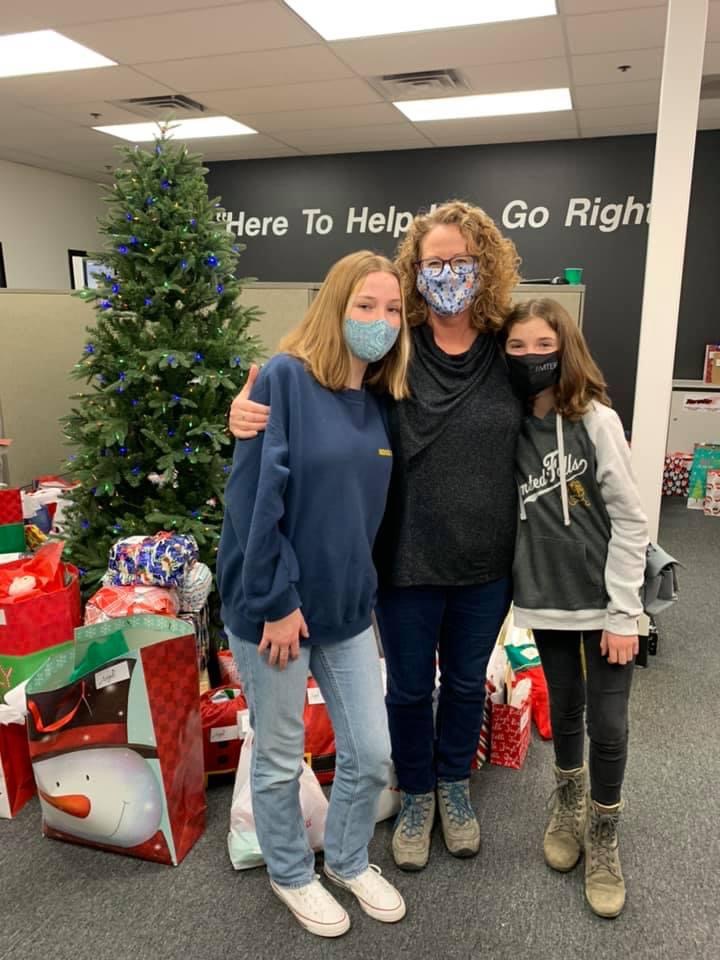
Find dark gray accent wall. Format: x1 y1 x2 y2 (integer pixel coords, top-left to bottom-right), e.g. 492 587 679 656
207 130 720 427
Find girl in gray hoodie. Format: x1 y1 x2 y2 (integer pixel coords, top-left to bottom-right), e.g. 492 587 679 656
501 298 648 920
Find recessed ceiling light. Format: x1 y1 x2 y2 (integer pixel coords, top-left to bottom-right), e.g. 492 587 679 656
284 0 557 40
395 87 573 122
93 117 258 142
0 30 115 78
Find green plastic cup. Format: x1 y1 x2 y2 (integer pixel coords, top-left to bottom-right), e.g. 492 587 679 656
564 267 583 285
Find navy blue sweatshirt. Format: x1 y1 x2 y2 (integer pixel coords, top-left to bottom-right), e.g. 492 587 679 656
217 353 393 645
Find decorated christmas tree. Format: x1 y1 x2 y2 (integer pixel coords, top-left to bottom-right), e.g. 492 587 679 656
62 130 262 587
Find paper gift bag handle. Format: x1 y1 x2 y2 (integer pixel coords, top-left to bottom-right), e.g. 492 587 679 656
27 681 86 733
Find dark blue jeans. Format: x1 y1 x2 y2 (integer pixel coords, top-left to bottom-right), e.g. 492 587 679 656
375 578 512 794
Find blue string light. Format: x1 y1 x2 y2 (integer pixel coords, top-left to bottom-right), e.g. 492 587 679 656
84 343 95 354
131 466 141 475
112 283 120 294
206 255 218 268
144 297 153 306
118 244 128 255
216 284 224 294
194 352 204 362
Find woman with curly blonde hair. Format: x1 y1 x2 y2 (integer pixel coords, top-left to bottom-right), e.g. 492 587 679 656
372 200 521 871
229 201 523 872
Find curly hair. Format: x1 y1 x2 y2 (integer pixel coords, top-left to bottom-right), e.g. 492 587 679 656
395 200 521 332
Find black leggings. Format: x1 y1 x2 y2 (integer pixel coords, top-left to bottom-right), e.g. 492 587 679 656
533 629 634 806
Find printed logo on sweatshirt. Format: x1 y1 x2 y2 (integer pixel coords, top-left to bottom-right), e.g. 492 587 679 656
378 448 393 457
520 449 588 505
567 479 591 508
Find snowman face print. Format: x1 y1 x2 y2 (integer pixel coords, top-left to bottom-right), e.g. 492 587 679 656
34 747 163 847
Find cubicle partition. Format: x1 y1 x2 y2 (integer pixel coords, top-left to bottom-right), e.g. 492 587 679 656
0 283 585 486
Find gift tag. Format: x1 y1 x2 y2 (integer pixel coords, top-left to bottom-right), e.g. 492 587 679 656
210 724 239 743
236 709 250 735
307 686 325 705
95 660 131 690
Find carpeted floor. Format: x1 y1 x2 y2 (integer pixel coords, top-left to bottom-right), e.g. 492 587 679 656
2 499 717 960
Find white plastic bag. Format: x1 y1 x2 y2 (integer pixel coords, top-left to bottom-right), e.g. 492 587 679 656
227 729 328 870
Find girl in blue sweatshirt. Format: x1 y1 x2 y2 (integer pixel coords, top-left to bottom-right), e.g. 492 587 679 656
502 298 648 920
217 251 411 938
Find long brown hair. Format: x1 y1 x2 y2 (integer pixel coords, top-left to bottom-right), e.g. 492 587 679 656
502 298 610 419
395 199 521 333
278 251 411 399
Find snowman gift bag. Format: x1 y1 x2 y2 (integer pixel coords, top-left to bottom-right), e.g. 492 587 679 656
25 615 206 865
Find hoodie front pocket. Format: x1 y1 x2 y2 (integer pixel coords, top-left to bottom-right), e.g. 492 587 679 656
513 535 606 611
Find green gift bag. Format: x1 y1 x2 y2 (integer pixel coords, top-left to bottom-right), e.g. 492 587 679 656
25 615 206 865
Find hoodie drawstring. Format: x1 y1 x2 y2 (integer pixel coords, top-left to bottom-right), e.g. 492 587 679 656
556 412 571 527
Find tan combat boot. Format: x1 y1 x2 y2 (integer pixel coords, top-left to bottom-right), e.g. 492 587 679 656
391 791 436 871
544 764 587 872
585 799 626 918
436 779 480 858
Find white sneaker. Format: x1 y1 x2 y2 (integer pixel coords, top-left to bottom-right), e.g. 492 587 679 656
270 876 350 937
324 864 406 923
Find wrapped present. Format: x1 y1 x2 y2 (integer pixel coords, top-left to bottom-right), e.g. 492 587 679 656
107 532 199 587
218 649 241 687
0 544 81 694
84 584 180 626
0 489 23 525
201 685 247 776
490 677 532 770
663 452 693 497
0 682 36 818
704 469 720 517
26 615 206 865
178 561 213 613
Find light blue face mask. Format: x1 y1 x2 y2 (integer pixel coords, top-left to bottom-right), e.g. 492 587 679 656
343 317 400 363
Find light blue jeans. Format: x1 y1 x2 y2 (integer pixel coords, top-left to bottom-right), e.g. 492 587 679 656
229 627 391 888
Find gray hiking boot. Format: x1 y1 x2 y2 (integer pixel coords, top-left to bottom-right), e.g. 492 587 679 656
391 791 436 872
585 799 626 918
544 764 587 872
436 779 480 858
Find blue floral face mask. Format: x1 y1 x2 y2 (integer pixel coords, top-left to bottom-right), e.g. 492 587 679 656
416 264 481 317
343 317 400 363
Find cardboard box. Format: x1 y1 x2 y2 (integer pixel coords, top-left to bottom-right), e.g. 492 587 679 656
711 356 720 386
704 344 720 383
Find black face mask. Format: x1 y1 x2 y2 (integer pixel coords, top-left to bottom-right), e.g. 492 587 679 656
505 352 561 399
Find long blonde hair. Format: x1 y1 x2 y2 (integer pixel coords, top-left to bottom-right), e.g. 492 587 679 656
502 298 610 419
278 251 411 399
395 199 521 332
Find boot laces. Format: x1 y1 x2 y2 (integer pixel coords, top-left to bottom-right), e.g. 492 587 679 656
588 813 621 878
438 781 474 827
545 779 582 835
398 793 433 839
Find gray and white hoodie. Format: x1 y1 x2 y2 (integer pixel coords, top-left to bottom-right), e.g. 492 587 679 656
513 401 648 636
